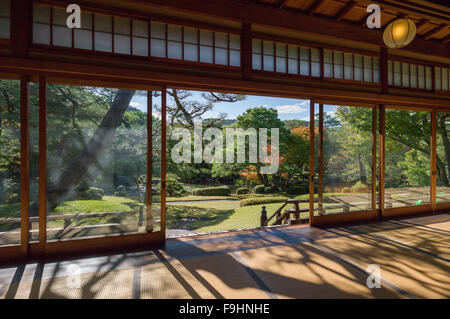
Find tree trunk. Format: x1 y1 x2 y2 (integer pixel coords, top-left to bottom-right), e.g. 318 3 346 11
46 89 136 213
357 154 367 184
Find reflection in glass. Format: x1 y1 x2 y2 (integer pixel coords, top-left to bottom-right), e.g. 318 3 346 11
385 109 430 208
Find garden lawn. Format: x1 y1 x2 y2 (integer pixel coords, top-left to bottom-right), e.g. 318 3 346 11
167 201 310 233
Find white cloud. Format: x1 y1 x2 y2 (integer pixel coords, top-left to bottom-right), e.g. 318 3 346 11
129 101 142 108
275 102 307 114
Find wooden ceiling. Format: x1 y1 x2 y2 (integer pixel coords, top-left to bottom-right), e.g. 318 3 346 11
246 0 450 44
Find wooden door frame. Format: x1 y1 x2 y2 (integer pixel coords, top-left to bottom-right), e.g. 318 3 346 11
309 101 378 227
381 105 435 218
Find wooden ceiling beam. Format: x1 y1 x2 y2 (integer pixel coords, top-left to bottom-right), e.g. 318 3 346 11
415 18 430 31
307 0 330 16
98 0 449 58
277 0 289 9
335 1 357 21
423 24 448 40
443 35 450 44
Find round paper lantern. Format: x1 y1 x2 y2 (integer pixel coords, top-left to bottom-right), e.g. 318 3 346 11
383 18 417 49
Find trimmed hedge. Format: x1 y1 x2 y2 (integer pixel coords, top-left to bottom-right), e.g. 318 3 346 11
253 185 265 194
351 181 368 193
79 187 104 200
159 177 187 197
240 196 289 207
236 187 250 195
342 187 351 193
192 186 231 196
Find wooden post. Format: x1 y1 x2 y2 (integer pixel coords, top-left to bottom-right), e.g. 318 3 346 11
372 106 377 212
161 86 167 237
379 104 385 218
309 100 315 225
431 108 436 211
241 22 252 80
20 75 30 256
318 104 323 215
380 47 388 93
11 0 32 58
38 77 47 249
146 91 153 232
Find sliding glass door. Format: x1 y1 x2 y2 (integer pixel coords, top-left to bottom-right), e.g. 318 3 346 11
384 107 432 213
436 110 450 210
311 102 377 225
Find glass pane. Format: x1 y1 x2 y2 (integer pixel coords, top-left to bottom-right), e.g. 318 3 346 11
151 92 161 232
114 34 131 54
252 39 261 54
29 82 39 242
364 56 373 82
394 61 401 86
425 66 432 90
0 79 21 246
436 112 450 205
401 63 409 87
151 22 166 39
132 20 148 38
311 62 320 77
288 58 298 74
385 109 431 208
114 17 130 35
33 23 50 45
167 24 182 42
229 34 240 50
151 38 166 58
184 27 197 44
417 65 425 89
214 32 227 48
167 40 182 60
388 61 393 85
94 14 112 32
74 29 92 50
316 105 373 216
199 30 212 45
33 5 50 24
215 47 228 65
229 49 240 67
276 57 286 73
442 68 448 91
410 64 417 88
53 25 72 47
52 7 66 26
46 85 152 241
0 17 9 39
252 53 261 70
263 54 274 72
132 37 148 56
199 45 213 63
184 43 198 62
94 32 112 52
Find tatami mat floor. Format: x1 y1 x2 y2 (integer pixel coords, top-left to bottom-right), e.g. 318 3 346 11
0 214 449 299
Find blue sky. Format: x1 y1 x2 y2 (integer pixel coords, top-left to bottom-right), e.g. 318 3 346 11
130 90 337 121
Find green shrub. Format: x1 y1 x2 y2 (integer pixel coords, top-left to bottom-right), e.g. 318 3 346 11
342 187 351 193
192 186 231 196
236 187 250 195
79 187 104 200
351 181 368 193
287 185 308 195
253 185 265 194
264 186 275 194
158 178 187 197
240 196 289 207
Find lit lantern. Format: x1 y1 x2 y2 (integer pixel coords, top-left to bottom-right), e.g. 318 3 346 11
383 18 417 49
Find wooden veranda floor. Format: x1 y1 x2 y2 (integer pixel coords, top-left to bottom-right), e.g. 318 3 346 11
0 213 449 299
